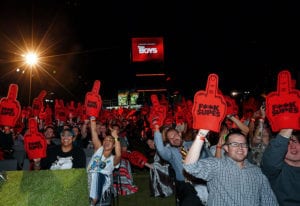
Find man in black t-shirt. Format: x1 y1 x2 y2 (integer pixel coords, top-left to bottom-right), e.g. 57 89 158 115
33 128 86 170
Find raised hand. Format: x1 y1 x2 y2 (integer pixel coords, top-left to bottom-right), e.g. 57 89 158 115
24 118 47 160
266 70 300 131
84 80 102 119
192 73 227 132
0 84 21 127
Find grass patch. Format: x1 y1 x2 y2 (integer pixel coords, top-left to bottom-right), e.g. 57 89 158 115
0 169 89 206
0 169 175 206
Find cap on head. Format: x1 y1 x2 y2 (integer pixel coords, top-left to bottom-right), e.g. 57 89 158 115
61 128 74 137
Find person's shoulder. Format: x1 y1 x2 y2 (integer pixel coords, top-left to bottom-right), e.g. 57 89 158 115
49 144 61 152
72 146 86 155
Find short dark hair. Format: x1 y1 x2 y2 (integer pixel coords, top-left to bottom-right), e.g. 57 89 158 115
224 129 247 143
292 131 300 142
60 128 74 137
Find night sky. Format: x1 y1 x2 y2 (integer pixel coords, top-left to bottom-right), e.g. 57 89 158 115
0 0 299 106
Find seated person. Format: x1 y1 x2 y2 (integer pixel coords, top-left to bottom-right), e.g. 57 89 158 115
33 128 86 170
0 126 14 159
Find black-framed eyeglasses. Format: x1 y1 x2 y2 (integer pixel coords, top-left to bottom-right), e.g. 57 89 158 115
226 142 249 148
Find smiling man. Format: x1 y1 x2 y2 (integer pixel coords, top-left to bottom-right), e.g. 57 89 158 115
262 129 300 206
183 129 278 206
34 128 86 170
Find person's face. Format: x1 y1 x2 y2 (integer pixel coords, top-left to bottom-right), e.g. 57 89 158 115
285 136 300 164
166 129 182 147
44 128 54 140
224 134 248 163
72 127 79 136
99 125 106 134
61 131 74 147
103 136 115 150
147 139 155 149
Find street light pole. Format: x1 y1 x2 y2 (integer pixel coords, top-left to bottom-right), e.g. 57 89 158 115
28 67 33 106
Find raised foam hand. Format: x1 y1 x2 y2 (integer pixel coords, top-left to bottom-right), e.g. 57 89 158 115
128 150 148 168
24 118 47 159
44 105 53 126
224 95 238 115
266 70 300 131
54 99 66 123
0 84 21 127
67 100 76 119
84 80 102 118
192 73 227 132
148 94 167 128
175 105 186 125
32 90 47 117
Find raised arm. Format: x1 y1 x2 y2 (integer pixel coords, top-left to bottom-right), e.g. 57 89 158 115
227 114 249 136
110 127 121 166
184 129 209 164
90 117 101 150
215 125 228 158
261 129 293 176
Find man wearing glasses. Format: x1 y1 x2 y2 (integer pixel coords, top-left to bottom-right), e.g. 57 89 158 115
183 129 278 206
261 129 300 206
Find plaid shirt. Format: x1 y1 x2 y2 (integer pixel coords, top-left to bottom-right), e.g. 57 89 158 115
184 156 279 206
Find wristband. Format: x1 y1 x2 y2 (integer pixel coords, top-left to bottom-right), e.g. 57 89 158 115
216 145 222 149
90 116 96 121
114 137 120 142
197 135 205 141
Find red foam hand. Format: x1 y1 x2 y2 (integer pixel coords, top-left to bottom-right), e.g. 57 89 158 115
27 106 33 118
148 94 167 128
84 80 102 118
38 106 46 120
44 105 53 126
0 84 21 127
164 110 174 126
266 70 300 131
67 101 76 119
140 103 150 116
175 105 186 125
225 95 238 115
192 73 227 132
242 97 259 115
55 99 67 122
121 151 131 159
54 99 60 120
24 118 47 159
185 100 194 129
128 151 148 168
21 107 28 119
32 90 47 117
75 102 84 122
292 79 296 89
160 94 169 107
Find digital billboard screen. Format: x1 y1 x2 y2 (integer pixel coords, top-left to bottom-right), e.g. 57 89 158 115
131 37 164 62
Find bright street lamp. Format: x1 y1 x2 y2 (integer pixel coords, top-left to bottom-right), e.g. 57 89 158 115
23 52 39 105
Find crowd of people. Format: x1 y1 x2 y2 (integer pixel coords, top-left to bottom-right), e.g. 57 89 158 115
0 86 299 206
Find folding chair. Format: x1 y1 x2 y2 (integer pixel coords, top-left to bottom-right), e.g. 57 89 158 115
22 158 31 170
0 159 18 171
111 168 121 206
